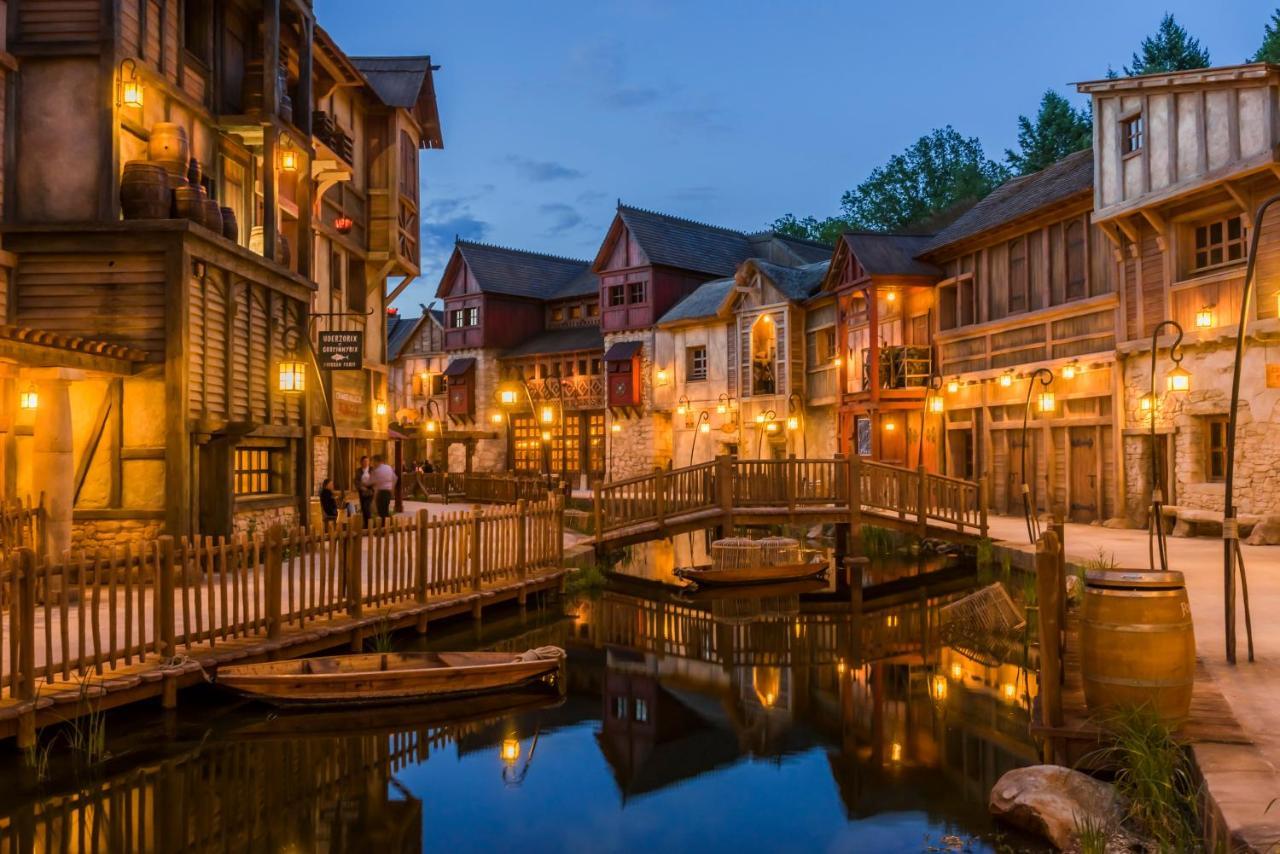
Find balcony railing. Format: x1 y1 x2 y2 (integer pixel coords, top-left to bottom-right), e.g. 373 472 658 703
524 375 605 410
861 345 932 391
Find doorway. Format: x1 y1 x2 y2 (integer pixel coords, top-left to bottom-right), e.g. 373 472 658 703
1068 427 1099 523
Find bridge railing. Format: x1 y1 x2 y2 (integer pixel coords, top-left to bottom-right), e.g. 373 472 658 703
594 460 718 536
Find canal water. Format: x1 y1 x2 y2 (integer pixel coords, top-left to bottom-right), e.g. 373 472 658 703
0 534 1048 852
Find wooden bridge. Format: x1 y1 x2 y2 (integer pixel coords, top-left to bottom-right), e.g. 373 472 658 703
591 456 988 549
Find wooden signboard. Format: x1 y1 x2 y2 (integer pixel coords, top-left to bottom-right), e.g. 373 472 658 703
319 331 363 370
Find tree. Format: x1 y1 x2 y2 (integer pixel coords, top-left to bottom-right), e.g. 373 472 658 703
838 127 1009 232
769 212 848 245
1005 91 1093 175
1253 8 1280 64
1124 13 1210 76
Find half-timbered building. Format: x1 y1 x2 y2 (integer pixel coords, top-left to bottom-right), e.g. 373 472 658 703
386 306 446 463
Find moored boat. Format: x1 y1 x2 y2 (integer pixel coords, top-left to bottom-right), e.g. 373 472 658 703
674 560 827 588
216 647 566 707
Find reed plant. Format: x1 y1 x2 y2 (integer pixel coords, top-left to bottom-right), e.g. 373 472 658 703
564 563 607 597
366 616 396 653
1071 812 1111 854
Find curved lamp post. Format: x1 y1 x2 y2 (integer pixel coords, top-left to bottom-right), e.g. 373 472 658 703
689 410 711 466
499 379 554 488
786 392 806 459
1144 320 1189 574
1219 196 1280 663
917 373 944 470
1019 368 1054 544
754 409 777 458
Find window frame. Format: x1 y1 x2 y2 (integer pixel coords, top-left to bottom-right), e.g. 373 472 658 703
1188 214 1247 276
607 285 625 307
628 281 647 304
1121 113 1144 156
1205 417 1229 483
686 345 708 382
234 447 276 496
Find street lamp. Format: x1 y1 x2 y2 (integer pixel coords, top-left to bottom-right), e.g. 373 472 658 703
1019 367 1054 544
689 410 711 465
1145 320 1189 575
423 399 442 435
787 392 807 459
755 409 776 457
277 356 306 394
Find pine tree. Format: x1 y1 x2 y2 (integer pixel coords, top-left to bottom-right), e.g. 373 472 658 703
1005 91 1093 175
1253 9 1280 64
1124 13 1210 76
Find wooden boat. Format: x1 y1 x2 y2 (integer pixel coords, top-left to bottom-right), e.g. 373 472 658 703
215 648 565 708
674 560 827 588
676 578 829 603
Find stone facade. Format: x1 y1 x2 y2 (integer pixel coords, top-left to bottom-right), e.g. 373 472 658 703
606 329 672 478
444 346 507 473
70 518 165 553
232 502 300 538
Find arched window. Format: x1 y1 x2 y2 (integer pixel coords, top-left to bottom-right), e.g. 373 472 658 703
750 315 777 396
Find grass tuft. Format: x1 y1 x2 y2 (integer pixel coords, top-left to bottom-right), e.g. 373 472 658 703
565 563 607 597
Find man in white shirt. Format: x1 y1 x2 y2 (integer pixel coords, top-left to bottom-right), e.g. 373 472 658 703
362 454 398 520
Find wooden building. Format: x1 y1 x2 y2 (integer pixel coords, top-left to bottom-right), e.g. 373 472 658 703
1078 63 1280 525
386 306 446 464
0 1 439 550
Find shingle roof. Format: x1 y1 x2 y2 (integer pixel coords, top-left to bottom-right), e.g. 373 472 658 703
842 233 941 277
920 149 1093 256
386 312 418 360
500 326 603 358
549 267 600 300
454 241 591 300
744 260 831 302
616 205 754 277
748 232 834 264
349 56 435 109
657 277 735 326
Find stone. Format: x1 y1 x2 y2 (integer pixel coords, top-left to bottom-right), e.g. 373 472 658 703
1245 514 1280 546
989 765 1125 850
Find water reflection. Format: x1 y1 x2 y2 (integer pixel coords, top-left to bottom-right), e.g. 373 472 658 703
0 543 1045 852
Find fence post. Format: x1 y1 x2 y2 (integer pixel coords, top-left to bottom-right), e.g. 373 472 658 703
516 499 528 582
158 535 177 658
1036 530 1064 761
916 465 928 540
591 479 603 545
654 467 667 529
345 516 363 621
978 476 990 538
555 492 565 572
786 454 797 514
415 508 430 604
470 505 483 593
15 549 36 703
847 455 863 535
715 455 734 535
1051 514 1067 670
265 526 283 640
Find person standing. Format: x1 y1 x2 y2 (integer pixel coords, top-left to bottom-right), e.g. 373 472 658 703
355 455 374 523
364 454 398 520
319 478 339 526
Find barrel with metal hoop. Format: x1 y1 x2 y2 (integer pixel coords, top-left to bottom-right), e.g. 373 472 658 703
1080 569 1194 722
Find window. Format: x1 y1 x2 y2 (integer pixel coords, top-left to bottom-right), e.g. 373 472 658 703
467 307 479 327
611 696 628 720
1191 215 1246 274
628 281 647 304
1065 219 1087 301
587 413 605 476
750 315 777 396
234 448 274 496
588 302 600 317
511 416 541 472
451 309 465 328
569 305 582 320
1122 113 1144 155
634 698 649 722
551 307 564 322
590 359 601 375
608 285 625 307
347 255 366 314
182 0 212 65
855 417 872 457
686 346 708 381
1205 418 1229 482
1008 236 1028 314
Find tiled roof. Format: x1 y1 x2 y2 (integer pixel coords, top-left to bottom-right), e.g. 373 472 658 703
842 233 941 277
657 277 735 326
455 240 591 300
744 260 831 302
350 56 435 108
549 267 600 300
616 205 754 277
748 232 834 264
386 312 418 361
920 149 1093 256
500 326 604 358
0 324 147 362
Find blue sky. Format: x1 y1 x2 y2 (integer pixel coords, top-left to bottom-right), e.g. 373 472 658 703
315 0 1278 310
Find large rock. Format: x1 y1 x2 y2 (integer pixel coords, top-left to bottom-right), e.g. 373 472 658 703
1246 514 1280 546
989 765 1125 850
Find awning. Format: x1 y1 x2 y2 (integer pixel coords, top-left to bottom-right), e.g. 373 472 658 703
444 357 476 376
603 341 643 361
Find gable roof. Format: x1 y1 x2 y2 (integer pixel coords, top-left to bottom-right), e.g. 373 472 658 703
608 205 754 277
738 260 831 303
841 233 941 278
919 149 1093 257
499 326 604 359
748 232 834 265
657 277 735 327
442 241 591 301
349 56 443 148
549 267 600 301
386 312 418 360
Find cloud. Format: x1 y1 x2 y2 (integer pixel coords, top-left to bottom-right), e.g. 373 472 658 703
569 41 664 110
538 202 584 236
418 196 492 286
506 156 584 182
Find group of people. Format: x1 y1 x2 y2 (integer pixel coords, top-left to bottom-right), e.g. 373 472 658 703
318 454 398 525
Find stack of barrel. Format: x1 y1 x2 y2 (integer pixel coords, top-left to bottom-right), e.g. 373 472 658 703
119 122 238 243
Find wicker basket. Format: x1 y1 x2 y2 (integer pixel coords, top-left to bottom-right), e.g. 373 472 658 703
710 537 761 572
756 536 800 566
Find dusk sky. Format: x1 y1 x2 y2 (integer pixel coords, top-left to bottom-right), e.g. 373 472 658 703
315 1 1278 310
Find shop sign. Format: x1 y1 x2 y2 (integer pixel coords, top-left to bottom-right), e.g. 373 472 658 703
319 331 363 370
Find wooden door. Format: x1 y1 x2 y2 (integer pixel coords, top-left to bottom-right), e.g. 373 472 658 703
1005 431 1039 513
1068 427 1099 522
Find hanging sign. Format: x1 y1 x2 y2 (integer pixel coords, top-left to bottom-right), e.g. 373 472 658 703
1266 363 1280 389
318 331 363 370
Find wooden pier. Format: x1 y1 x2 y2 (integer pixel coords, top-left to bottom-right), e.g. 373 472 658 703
0 495 568 746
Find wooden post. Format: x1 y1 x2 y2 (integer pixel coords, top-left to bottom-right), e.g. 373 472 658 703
716 455 734 534
345 516 363 620
785 454 797 514
591 479 603 545
978 476 990 538
847 454 863 536
654 467 667 529
415 508 430 604
265 526 283 640
1036 530 1064 758
15 549 36 703
158 535 176 658
1051 514 1067 670
470 506 483 593
916 465 928 540
554 492 565 570
516 499 528 582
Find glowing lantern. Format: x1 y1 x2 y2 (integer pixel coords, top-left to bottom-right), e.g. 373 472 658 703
884 420 896 432
1139 392 1157 413
891 742 903 762
540 406 555 424
699 421 710 434
490 413 504 425
425 419 438 434
18 385 38 410
1195 306 1214 328
787 416 799 430
499 388 518 406
541 430 552 443
278 359 306 394
999 371 1013 388
946 379 959 394
836 658 846 676
929 396 944 413
610 423 621 433
500 738 520 764
334 215 354 235
375 401 387 417
119 59 143 108
280 149 298 172
885 290 897 303
754 412 766 424
950 662 963 681
1167 365 1191 392
676 396 688 416
716 401 727 415
765 421 779 433
656 368 668 383
1037 391 1056 413
833 356 843 367
1002 683 1017 702
931 674 948 701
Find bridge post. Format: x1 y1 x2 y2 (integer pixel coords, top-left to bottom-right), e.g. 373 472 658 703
785 454 797 514
591 479 603 547
1050 514 1066 666
1036 530 1064 762
916 465 928 541
978 476 990 538
715 455 734 535
847 454 862 537
654 467 667 530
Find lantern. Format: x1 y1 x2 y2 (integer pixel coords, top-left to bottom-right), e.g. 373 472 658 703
929 396 944 413
1002 683 1017 702
500 738 520 764
946 379 959 394
950 662 963 681
1139 392 1157 413
18 385 38 410
119 59 143 108
334 215 354 235
278 358 306 394
655 368 668 383
765 421 779 433
930 674 948 701
999 371 1013 388
610 422 621 433
280 148 298 172
787 416 799 431
885 290 897 303
1167 365 1191 392
699 421 710 434
891 742 903 762
1195 306 1214 328
540 406 554 424
833 356 843 367
754 412 766 425
540 430 552 443
836 658 846 676
425 419 438 434
375 401 387 417
490 413 504 425
884 419 896 432
676 396 689 417
1037 391 1056 413
1062 361 1078 380
499 388 518 406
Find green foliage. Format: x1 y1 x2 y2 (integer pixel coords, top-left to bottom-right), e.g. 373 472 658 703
769 212 848 246
1090 706 1201 850
365 617 396 653
564 563 607 597
1072 812 1112 854
1005 91 1093 175
1124 13 1210 76
1254 9 1280 64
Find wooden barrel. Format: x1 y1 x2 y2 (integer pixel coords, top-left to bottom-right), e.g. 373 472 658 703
174 184 205 223
148 122 189 176
199 198 223 233
119 161 171 219
220 206 238 242
1080 569 1195 722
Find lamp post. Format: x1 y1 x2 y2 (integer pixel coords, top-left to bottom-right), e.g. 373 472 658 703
1145 320 1189 574
500 378 553 488
690 410 711 466
1019 368 1054 544
917 373 944 470
423 398 443 469
754 409 777 458
786 392 806 459
1219 196 1280 663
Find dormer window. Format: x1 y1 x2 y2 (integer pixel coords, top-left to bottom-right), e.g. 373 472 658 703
1121 113 1144 155
1189 215 1246 274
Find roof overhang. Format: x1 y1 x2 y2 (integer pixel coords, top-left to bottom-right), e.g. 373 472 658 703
604 341 643 361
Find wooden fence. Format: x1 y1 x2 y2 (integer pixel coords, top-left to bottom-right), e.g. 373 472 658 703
0 496 44 559
408 471 552 505
0 495 565 699
592 455 987 541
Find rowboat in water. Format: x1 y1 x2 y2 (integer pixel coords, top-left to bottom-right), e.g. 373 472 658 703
216 647 565 708
674 560 827 588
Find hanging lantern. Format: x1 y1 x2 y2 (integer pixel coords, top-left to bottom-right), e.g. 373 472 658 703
999 371 1013 388
1167 365 1191 392
1062 361 1078 380
375 401 387 417
490 413 504 425
885 290 897 303
280 148 298 172
699 421 710 434
120 59 143 108
950 662 963 681
18 385 38 410
540 406 555 424
1139 392 1157 413
425 419 439 434
655 368 668 383
676 395 689 417
833 356 843 367
499 388 518 406
500 738 520 764
540 430 552 443
946 379 959 394
334 215 354 235
1037 391 1056 413
765 421 779 433
884 419 896 432
610 422 621 433
930 674 948 701
929 396 944 413
1195 306 1215 328
786 416 799 431
278 358 306 394
754 412 766 425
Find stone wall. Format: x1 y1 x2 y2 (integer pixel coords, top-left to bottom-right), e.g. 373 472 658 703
71 517 164 552
605 329 672 478
233 502 299 537
447 347 507 474
1122 341 1280 519
312 435 330 491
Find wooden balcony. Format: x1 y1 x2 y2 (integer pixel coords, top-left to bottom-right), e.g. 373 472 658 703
524 375 605 411
862 345 931 391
